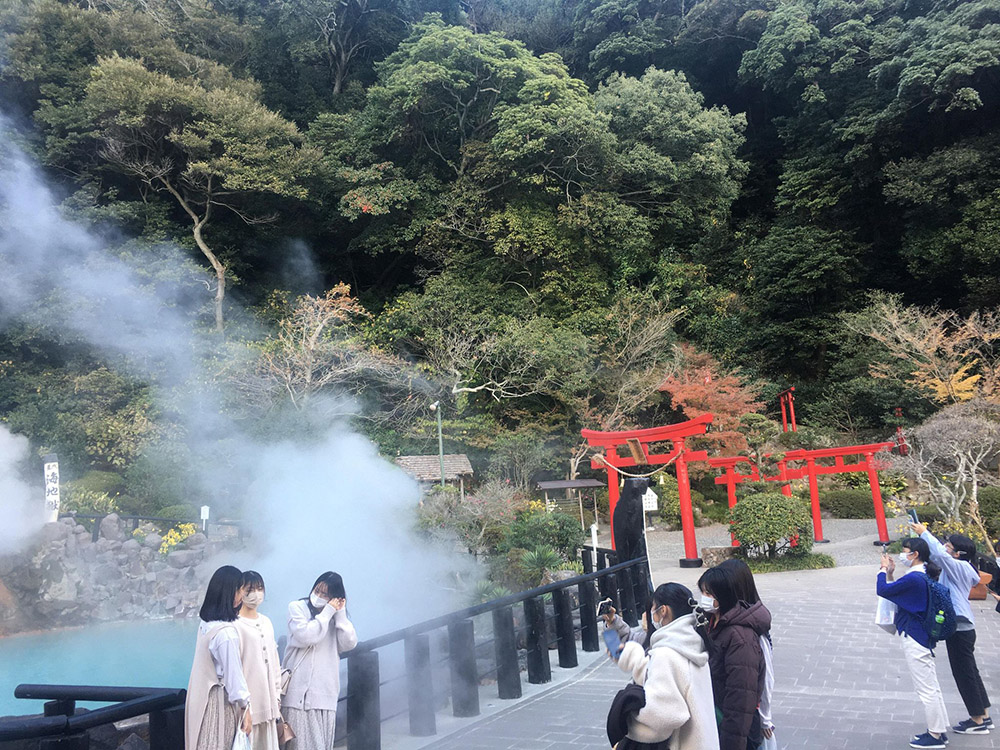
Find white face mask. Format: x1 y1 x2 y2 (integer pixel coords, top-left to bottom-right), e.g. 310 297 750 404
243 591 264 608
310 593 329 609
898 551 916 567
699 594 718 613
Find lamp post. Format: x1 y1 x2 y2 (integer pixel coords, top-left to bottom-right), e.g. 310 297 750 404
429 401 445 488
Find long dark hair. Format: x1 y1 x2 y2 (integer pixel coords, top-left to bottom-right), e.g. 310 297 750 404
697 564 744 616
304 571 346 617
902 537 942 581
718 559 761 604
200 565 243 622
646 582 713 655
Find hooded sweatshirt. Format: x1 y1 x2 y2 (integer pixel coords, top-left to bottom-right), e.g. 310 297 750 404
710 601 771 750
617 613 720 750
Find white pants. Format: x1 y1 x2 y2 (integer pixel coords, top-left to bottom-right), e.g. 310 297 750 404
902 635 949 734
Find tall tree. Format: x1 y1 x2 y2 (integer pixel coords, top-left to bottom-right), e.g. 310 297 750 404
84 54 316 331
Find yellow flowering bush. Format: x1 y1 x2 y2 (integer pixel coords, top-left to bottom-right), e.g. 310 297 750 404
160 523 197 555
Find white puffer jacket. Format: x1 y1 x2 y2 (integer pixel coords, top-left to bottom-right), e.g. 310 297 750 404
617 613 720 750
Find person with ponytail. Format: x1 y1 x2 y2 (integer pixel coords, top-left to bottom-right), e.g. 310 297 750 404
879 537 950 748
613 582 720 750
911 523 993 734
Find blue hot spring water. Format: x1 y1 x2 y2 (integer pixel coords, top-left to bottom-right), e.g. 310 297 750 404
0 619 196 717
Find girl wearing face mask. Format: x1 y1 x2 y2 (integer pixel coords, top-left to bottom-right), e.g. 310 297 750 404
878 538 949 749
698 565 771 750
614 583 720 750
283 571 357 750
186 566 253 750
236 571 282 750
717 559 776 750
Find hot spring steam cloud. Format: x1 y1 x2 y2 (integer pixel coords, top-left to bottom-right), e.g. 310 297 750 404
0 114 470 631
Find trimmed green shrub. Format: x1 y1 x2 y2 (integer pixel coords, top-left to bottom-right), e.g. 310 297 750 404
729 492 813 559
657 481 705 528
820 488 880 519
155 504 198 520
747 553 836 573
500 510 584 559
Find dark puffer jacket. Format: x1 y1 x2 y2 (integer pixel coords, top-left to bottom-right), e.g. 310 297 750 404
710 601 772 750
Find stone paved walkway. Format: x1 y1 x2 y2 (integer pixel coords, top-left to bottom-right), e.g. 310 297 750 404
414 562 1000 750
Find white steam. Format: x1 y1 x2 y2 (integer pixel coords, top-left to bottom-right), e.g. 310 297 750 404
0 425 43 554
0 115 468 632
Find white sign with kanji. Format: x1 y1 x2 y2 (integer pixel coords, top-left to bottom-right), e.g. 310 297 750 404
642 487 658 512
43 456 60 523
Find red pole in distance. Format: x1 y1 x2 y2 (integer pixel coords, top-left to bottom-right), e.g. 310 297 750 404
807 458 828 543
778 460 793 497
867 453 890 544
675 443 701 567
780 396 788 433
726 471 739 547
788 390 798 432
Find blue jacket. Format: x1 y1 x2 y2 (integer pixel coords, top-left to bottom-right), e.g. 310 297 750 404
877 569 931 648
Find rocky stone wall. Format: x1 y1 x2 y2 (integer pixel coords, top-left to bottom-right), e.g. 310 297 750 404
0 515 239 635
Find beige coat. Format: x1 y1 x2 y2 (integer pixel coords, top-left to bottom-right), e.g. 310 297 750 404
185 623 242 750
236 614 282 724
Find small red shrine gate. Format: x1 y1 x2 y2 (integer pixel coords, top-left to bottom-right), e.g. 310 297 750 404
583 416 898 567
581 415 713 568
709 443 895 547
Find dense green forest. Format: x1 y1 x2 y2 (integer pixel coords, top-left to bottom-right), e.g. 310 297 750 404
0 0 998 515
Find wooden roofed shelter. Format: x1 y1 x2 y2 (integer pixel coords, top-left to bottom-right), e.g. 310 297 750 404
395 454 474 499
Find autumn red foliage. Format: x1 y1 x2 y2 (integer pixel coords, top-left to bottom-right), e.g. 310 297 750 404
658 344 764 458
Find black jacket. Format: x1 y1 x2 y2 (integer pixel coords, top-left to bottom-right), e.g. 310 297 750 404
607 682 646 747
709 601 772 750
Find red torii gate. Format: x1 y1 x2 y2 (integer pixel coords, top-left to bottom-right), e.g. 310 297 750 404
709 442 895 547
583 415 898 567
581 415 713 568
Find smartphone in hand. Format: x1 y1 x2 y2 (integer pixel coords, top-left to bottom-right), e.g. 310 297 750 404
603 628 622 660
907 509 920 524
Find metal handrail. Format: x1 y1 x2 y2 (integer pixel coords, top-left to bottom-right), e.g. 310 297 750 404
349 555 644 654
0 687 185 742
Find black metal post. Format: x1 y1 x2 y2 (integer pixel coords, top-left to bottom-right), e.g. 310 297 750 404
524 597 551 684
581 548 593 574
149 705 185 750
578 579 599 652
553 588 578 668
492 606 521 699
619 567 638 627
405 634 436 737
347 650 381 750
596 551 608 597
43 700 75 717
448 619 480 718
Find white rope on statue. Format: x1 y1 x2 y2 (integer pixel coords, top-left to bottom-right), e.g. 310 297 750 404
592 452 680 478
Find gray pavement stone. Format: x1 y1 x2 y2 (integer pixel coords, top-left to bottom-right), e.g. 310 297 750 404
409 520 1000 750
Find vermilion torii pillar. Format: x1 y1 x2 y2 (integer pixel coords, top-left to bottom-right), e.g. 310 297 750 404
581 415 713 568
